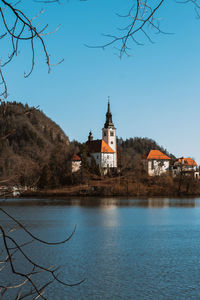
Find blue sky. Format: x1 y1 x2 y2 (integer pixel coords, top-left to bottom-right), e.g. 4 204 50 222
3 0 200 162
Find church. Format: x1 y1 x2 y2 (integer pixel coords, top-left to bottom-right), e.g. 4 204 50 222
86 100 117 172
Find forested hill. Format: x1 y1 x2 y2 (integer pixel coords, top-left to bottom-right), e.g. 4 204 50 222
117 137 175 171
0 102 70 185
0 101 175 188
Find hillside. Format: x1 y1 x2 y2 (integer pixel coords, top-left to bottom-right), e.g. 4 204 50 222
117 137 175 172
0 101 176 189
0 102 70 185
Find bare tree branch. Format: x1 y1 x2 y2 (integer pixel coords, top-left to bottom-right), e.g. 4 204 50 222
85 0 168 58
0 208 85 299
0 208 77 245
0 0 63 99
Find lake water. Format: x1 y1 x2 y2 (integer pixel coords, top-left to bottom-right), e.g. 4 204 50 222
1 197 200 299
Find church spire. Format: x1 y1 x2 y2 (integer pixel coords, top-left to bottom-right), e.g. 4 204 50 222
107 96 111 113
104 97 114 128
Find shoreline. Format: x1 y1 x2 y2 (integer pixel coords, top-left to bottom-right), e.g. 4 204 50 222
19 186 200 199
1 190 200 200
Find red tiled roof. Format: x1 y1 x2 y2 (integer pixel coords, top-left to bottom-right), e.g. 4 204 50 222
178 157 197 166
86 139 114 153
147 150 171 160
71 154 81 161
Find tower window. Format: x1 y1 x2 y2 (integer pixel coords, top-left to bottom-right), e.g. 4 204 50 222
104 132 106 137
111 141 113 144
110 131 114 136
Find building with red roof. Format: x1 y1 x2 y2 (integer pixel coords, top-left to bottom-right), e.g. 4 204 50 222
86 100 117 172
72 154 81 161
146 150 199 178
172 157 199 179
146 150 171 176
177 157 197 166
147 150 171 161
70 154 82 173
86 139 114 154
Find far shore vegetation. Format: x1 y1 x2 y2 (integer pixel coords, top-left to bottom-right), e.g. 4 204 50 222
0 102 200 198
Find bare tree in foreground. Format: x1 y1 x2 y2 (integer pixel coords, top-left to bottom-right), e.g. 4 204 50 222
86 0 200 57
0 1 199 295
0 0 200 98
0 207 84 299
0 0 63 99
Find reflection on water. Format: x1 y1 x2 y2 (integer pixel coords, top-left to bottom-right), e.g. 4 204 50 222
0 196 200 207
1 198 200 299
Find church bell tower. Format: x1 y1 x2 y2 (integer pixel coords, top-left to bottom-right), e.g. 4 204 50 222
102 98 117 168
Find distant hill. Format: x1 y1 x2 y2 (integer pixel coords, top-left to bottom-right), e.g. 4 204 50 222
0 101 70 185
117 137 175 171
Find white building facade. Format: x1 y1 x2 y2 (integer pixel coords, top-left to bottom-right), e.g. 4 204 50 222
86 101 117 171
147 150 171 176
172 157 199 179
70 154 81 173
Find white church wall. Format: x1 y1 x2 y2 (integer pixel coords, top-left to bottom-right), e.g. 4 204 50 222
102 128 117 168
113 153 117 168
101 153 115 168
108 129 116 152
89 152 116 169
